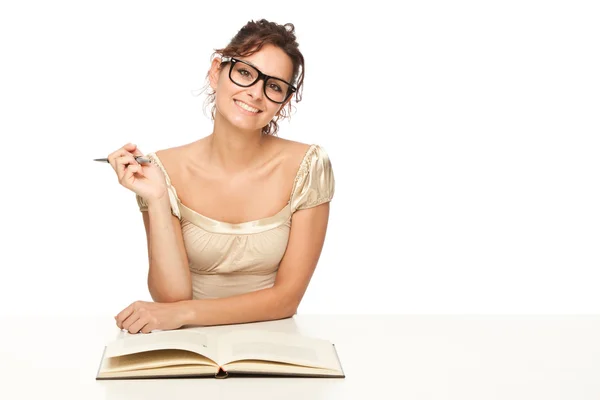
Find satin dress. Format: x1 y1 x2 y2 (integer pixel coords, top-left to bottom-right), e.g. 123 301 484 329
136 144 335 299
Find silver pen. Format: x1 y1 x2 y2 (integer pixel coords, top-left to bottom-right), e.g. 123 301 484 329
93 156 151 164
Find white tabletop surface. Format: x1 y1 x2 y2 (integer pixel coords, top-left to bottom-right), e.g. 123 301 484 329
1 314 599 399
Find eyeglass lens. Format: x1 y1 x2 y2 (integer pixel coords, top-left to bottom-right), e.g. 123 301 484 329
230 62 291 103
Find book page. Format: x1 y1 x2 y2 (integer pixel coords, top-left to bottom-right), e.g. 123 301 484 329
223 360 344 376
98 363 217 379
102 349 216 373
104 329 219 365
217 330 342 371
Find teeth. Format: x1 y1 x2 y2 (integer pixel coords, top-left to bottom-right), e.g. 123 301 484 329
235 100 259 113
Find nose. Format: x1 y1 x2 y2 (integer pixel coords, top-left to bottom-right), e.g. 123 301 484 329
246 78 265 101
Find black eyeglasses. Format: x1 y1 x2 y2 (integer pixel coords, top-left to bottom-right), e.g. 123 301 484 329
221 56 297 104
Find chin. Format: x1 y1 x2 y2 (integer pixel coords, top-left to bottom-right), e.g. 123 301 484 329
228 112 269 132
227 117 262 132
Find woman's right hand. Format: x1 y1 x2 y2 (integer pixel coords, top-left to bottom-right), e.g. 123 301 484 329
107 143 168 203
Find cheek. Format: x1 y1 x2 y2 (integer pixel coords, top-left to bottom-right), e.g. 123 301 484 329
265 104 282 118
214 85 233 108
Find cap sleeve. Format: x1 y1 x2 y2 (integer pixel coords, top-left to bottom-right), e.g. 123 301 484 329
290 145 335 213
135 152 182 220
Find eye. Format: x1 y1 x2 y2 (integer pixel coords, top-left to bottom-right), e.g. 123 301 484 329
237 68 253 78
269 83 283 93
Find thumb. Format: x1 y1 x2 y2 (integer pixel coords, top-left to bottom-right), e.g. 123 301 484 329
124 143 144 157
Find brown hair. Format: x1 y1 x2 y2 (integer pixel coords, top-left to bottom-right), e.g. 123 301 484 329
202 19 305 136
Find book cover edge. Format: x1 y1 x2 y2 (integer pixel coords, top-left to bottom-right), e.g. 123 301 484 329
95 346 108 380
332 343 346 378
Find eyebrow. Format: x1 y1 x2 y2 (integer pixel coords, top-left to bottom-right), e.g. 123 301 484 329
241 59 291 83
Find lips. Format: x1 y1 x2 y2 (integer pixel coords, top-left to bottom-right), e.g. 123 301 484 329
234 99 262 113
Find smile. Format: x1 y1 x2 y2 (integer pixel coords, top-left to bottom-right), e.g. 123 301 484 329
234 100 261 114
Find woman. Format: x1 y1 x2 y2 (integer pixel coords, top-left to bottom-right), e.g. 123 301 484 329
107 19 335 333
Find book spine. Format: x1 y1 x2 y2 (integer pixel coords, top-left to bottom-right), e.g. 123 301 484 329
215 367 229 379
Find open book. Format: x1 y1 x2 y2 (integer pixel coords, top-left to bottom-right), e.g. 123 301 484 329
96 327 345 379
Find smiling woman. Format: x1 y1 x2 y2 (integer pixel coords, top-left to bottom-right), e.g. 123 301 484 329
203 20 305 136
104 19 335 334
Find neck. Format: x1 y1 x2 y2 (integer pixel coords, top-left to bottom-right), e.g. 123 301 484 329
206 114 268 172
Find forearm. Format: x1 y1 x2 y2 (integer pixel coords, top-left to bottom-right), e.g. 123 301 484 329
146 199 191 302
179 286 297 326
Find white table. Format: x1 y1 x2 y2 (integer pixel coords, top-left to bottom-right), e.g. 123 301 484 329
1 314 599 399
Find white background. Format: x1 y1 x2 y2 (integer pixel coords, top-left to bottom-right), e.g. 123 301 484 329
0 1 598 317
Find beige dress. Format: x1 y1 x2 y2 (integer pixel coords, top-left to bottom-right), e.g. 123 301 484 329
136 144 335 300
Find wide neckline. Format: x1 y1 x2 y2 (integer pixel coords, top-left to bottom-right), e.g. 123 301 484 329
179 200 292 234
149 144 316 231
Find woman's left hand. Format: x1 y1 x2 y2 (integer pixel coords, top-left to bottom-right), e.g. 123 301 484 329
115 301 191 333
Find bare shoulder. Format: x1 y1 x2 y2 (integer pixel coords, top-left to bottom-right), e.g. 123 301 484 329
152 140 203 177
267 136 313 171
154 144 185 163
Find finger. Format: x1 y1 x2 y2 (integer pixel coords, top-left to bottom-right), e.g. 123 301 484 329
107 149 124 171
108 143 135 165
121 310 141 332
107 144 143 170
128 317 149 334
107 149 133 172
115 304 135 329
123 143 144 157
123 163 144 184
140 323 155 334
115 154 140 182
115 153 138 167
129 163 145 177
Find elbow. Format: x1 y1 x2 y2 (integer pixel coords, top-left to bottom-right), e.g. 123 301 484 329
149 285 193 303
271 290 300 320
282 298 299 318
280 306 298 319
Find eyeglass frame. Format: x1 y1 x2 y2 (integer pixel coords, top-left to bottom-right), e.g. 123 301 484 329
220 56 297 104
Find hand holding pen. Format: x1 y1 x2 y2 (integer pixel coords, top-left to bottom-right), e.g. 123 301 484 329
94 156 151 164
97 143 168 202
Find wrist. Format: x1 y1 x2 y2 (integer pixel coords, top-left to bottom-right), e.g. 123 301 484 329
146 193 171 212
178 300 197 326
